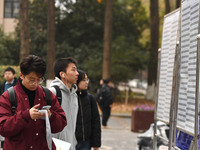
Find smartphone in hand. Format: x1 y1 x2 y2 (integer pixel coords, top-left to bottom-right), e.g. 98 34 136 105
39 105 51 120
42 105 51 110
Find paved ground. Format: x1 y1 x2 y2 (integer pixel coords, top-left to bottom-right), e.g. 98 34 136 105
99 115 140 150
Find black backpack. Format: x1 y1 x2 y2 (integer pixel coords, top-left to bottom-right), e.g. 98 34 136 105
52 85 62 105
7 85 62 114
8 86 51 115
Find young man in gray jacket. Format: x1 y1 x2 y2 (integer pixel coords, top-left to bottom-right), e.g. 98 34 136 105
49 58 79 150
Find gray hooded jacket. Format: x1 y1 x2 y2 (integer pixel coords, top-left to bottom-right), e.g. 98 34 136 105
49 77 78 150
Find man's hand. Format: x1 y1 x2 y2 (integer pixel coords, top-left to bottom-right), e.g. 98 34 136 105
93 148 99 150
29 104 45 120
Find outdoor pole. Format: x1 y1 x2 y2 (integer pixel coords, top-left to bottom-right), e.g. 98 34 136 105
172 40 181 149
171 9 181 149
153 48 161 150
168 76 174 149
194 34 200 150
168 40 180 150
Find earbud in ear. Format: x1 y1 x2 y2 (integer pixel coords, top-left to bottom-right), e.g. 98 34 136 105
62 74 65 78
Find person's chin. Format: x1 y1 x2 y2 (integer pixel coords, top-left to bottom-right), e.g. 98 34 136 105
29 86 37 91
73 80 77 84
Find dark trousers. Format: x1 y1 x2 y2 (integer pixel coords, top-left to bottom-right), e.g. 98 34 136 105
76 140 91 150
102 105 111 126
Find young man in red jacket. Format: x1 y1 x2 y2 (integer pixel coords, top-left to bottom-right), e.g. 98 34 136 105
0 55 67 150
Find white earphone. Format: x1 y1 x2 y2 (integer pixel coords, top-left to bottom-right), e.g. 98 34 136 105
62 74 65 78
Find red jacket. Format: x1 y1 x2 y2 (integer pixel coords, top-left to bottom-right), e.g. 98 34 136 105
0 81 67 150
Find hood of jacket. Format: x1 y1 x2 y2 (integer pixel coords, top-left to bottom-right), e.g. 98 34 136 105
50 77 77 94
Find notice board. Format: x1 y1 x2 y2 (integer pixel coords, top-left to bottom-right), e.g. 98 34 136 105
177 0 199 135
157 9 180 123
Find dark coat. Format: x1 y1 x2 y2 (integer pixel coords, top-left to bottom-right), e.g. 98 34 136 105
0 81 67 150
75 90 101 147
96 83 113 107
0 77 18 95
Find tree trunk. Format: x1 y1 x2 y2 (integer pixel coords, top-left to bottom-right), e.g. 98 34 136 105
102 0 113 80
147 0 159 100
176 0 181 8
47 0 55 81
19 0 30 63
165 0 170 14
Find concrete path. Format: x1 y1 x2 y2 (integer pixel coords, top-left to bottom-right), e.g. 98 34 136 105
99 115 140 150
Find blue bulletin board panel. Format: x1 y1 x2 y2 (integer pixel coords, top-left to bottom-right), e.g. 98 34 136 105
177 0 200 135
176 116 200 149
157 9 180 123
176 131 193 150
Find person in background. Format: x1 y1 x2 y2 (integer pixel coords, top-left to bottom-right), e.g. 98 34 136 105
76 69 101 150
0 67 18 95
97 79 104 93
97 79 113 128
0 55 67 150
96 79 104 111
49 57 79 150
0 67 18 147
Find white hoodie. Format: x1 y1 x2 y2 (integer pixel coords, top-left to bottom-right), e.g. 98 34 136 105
49 77 78 150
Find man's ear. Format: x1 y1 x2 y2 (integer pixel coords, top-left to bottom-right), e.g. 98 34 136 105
19 72 24 80
59 72 65 78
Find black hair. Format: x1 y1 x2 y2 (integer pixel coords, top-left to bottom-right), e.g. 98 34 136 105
77 69 86 85
4 67 15 74
20 55 46 77
54 57 77 79
103 78 110 84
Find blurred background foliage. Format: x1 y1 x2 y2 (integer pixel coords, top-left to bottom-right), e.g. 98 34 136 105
0 0 149 92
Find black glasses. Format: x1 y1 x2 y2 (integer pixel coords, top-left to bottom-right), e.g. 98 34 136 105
24 76 45 85
83 78 89 82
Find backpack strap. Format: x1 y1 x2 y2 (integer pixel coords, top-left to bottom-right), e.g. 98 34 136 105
7 87 17 115
52 85 62 105
42 86 51 105
8 86 51 115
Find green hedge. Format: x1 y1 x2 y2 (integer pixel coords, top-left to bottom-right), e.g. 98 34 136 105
0 66 20 83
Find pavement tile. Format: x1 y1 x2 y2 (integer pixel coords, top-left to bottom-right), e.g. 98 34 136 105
100 116 140 150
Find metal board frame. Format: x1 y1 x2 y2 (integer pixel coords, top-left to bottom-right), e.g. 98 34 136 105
174 0 200 149
154 0 200 149
153 8 180 150
156 8 180 124
176 0 200 136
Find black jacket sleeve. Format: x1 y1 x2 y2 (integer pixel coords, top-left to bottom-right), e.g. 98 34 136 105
88 94 101 147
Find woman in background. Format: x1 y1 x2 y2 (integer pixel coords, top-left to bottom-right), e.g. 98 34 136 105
76 69 101 150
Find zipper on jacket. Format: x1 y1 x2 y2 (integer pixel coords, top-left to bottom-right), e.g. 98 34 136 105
79 94 85 141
